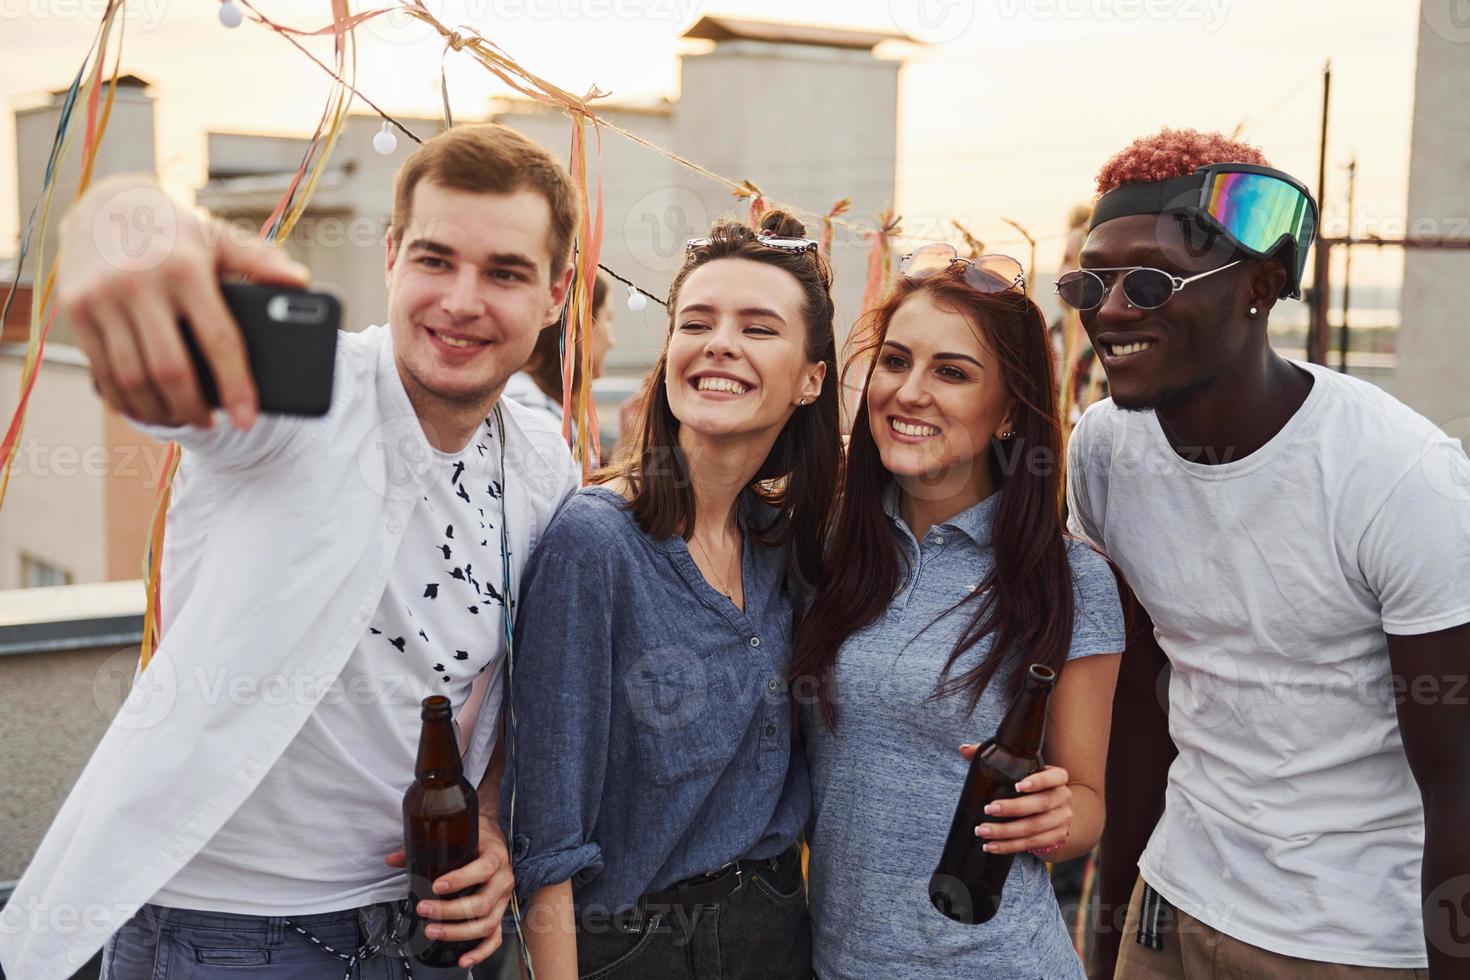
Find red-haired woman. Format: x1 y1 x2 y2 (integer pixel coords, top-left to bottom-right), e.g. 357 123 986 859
791 250 1124 979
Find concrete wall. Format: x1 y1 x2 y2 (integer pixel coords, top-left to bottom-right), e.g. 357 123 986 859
677 41 900 344
1394 5 1470 440
0 347 160 590
0 349 107 589
0 579 145 883
13 82 157 349
491 104 680 373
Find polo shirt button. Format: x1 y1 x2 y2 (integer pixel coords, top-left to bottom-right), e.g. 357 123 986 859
67 951 81 964
387 519 401 533
765 724 777 736
749 636 761 648
767 678 780 692
933 534 945 545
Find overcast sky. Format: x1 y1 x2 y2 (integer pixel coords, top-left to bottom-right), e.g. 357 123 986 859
0 0 1424 286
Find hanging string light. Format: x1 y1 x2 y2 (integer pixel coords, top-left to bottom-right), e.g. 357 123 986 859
371 120 397 154
626 285 648 312
218 0 243 28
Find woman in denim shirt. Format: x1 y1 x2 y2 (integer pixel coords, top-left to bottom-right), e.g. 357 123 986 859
792 254 1125 979
504 211 841 979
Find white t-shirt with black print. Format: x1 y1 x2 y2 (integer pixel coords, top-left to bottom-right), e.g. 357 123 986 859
154 415 515 915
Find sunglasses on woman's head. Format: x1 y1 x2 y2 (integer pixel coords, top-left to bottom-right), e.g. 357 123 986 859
899 244 1025 293
1053 259 1242 311
685 233 820 254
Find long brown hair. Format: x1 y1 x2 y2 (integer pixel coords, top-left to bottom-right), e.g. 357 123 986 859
595 211 840 588
791 270 1074 728
522 274 609 402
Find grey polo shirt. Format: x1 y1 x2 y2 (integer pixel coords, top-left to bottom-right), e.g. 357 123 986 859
804 488 1124 980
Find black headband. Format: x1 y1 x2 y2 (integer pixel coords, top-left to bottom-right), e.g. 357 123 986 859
1089 173 1206 230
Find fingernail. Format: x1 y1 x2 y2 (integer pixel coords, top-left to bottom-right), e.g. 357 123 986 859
229 405 251 430
426 926 441 939
976 825 992 837
287 260 310 279
982 843 996 853
984 803 1000 816
417 902 430 916
1016 780 1031 792
433 881 448 894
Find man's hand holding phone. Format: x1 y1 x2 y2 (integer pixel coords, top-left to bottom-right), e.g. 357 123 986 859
57 175 312 429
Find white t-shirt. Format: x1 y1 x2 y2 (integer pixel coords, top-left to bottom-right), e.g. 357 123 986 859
155 414 513 915
1067 361 1470 969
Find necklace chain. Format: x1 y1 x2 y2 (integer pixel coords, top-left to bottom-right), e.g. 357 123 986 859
689 528 741 600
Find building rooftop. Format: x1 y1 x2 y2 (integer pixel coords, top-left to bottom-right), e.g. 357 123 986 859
681 15 918 51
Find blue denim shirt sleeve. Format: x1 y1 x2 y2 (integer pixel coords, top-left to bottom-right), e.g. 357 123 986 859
500 538 611 903
1066 538 1126 659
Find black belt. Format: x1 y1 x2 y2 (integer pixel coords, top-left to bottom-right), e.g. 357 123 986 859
640 842 802 910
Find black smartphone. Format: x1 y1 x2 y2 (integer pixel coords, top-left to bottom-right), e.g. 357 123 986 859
181 281 341 417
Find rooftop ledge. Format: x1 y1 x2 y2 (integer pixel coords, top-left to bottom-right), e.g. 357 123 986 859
0 579 145 657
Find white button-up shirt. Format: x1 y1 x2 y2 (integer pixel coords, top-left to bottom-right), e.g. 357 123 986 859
0 324 577 980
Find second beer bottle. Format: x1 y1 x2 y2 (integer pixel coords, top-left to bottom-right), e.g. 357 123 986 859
403 694 480 967
929 663 1057 924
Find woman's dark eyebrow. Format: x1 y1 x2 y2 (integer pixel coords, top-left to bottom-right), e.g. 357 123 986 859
883 340 981 368
678 303 787 325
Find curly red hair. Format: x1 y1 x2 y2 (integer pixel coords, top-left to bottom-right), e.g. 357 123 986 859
1095 127 1271 195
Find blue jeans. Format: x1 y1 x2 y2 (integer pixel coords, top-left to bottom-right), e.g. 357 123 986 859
99 901 474 979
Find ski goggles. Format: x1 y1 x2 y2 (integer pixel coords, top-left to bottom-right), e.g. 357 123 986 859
898 243 1025 293
1089 163 1318 299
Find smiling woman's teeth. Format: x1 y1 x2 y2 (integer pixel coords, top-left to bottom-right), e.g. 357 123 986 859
891 419 940 437
697 377 749 394
1108 340 1157 356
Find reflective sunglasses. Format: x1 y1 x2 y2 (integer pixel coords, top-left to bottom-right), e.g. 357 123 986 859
1054 259 1241 311
685 233 819 254
899 243 1025 293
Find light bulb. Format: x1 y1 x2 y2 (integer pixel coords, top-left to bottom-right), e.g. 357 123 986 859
372 121 398 155
218 0 243 28
626 285 647 312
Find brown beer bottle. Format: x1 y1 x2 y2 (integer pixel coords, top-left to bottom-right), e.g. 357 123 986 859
403 695 479 967
929 663 1057 924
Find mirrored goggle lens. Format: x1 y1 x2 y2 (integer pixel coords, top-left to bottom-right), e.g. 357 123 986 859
1203 172 1312 256
964 254 1024 292
900 243 958 279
